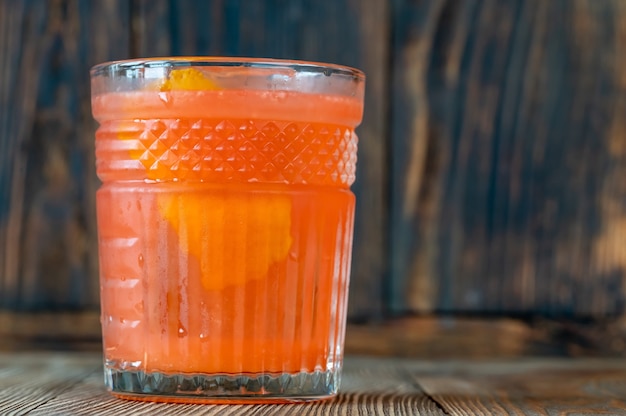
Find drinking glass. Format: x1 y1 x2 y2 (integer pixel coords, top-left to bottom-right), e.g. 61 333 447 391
91 57 365 403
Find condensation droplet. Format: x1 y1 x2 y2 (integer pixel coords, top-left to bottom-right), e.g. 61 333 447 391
120 276 126 281
178 325 188 337
158 91 172 105
138 254 144 268
134 301 144 313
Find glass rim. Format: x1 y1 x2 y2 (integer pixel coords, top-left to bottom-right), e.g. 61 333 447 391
91 56 365 80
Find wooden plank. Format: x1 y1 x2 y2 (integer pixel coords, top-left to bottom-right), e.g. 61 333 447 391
0 352 99 415
0 311 101 351
0 0 48 309
130 0 390 319
345 1 390 320
347 316 626 359
6 312 626 361
6 352 626 415
0 0 130 309
0 353 441 416
416 360 626 415
388 0 446 313
391 0 626 316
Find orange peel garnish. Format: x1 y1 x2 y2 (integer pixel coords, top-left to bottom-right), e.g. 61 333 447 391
160 68 218 91
159 192 292 291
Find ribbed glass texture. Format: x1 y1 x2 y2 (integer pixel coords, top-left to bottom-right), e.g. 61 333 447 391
98 184 353 402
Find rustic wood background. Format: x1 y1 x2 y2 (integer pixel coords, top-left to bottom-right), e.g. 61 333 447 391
1 0 626 326
8 352 626 415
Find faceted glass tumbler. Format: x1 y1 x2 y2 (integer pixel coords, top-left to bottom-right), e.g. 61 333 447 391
90 58 365 403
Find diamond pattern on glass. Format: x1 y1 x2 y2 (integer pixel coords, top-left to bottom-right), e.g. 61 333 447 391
103 119 357 185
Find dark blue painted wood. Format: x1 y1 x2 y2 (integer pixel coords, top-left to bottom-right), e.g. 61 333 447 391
391 0 626 317
3 0 626 320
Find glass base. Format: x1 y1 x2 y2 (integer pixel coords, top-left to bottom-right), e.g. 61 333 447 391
105 367 340 404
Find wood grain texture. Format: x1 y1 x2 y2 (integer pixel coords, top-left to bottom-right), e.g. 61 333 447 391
0 352 99 415
0 0 130 310
0 353 442 416
130 0 389 319
5 353 626 415
0 0 388 319
417 360 626 415
4 0 626 323
391 0 626 316
0 0 42 310
389 0 446 314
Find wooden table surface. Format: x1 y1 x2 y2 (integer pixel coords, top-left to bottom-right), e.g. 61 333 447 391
3 353 626 415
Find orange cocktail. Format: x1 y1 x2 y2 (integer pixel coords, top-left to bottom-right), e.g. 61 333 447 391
91 58 364 403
